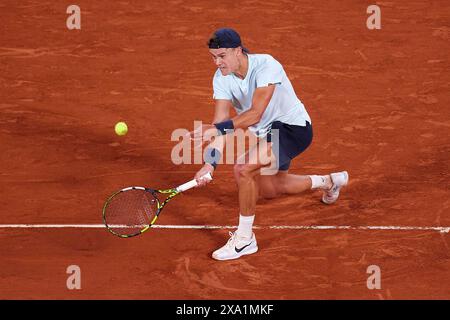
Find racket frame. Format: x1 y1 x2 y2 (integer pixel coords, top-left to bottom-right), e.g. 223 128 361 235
102 172 212 238
102 186 179 238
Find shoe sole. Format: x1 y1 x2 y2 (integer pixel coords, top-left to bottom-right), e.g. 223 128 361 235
321 171 349 204
212 246 259 261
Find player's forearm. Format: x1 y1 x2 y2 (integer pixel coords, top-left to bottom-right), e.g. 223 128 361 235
212 109 261 136
229 85 274 129
231 109 261 129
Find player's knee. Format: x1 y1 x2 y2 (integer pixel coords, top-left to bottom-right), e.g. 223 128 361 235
233 164 255 181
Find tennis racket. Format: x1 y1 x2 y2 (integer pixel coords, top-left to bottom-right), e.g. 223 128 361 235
102 173 212 238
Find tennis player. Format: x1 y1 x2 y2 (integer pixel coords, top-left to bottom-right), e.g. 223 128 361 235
191 28 349 261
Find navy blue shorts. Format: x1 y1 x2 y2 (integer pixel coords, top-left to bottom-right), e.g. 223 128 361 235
266 121 313 171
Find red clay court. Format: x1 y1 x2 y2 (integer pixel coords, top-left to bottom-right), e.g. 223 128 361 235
0 1 449 299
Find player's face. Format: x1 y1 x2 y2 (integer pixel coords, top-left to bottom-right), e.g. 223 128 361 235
209 48 239 76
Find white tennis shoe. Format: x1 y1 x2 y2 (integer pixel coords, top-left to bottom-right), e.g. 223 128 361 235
212 232 258 261
321 171 349 204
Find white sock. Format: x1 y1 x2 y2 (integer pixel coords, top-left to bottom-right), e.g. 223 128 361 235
236 214 255 239
309 175 329 189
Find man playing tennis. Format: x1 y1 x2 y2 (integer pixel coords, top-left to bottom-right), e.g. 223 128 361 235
191 28 349 261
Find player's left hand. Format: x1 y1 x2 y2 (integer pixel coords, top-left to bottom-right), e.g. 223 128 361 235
194 163 214 187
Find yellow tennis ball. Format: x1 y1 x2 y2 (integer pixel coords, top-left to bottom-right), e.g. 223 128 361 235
115 122 128 136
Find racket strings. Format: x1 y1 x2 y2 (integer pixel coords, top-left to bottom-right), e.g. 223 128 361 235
104 189 158 236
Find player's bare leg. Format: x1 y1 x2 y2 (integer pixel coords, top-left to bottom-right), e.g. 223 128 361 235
212 140 348 260
233 140 277 215
257 169 348 203
257 169 348 204
212 141 273 261
257 172 331 199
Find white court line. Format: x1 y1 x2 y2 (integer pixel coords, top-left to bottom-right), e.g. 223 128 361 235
0 224 448 233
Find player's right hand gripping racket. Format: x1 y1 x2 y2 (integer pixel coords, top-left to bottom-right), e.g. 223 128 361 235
102 173 212 238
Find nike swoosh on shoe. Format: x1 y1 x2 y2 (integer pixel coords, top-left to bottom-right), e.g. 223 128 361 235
235 242 252 253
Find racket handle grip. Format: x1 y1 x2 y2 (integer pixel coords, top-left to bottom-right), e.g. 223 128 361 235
176 172 212 193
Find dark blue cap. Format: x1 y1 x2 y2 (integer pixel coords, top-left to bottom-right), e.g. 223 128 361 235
208 28 249 53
